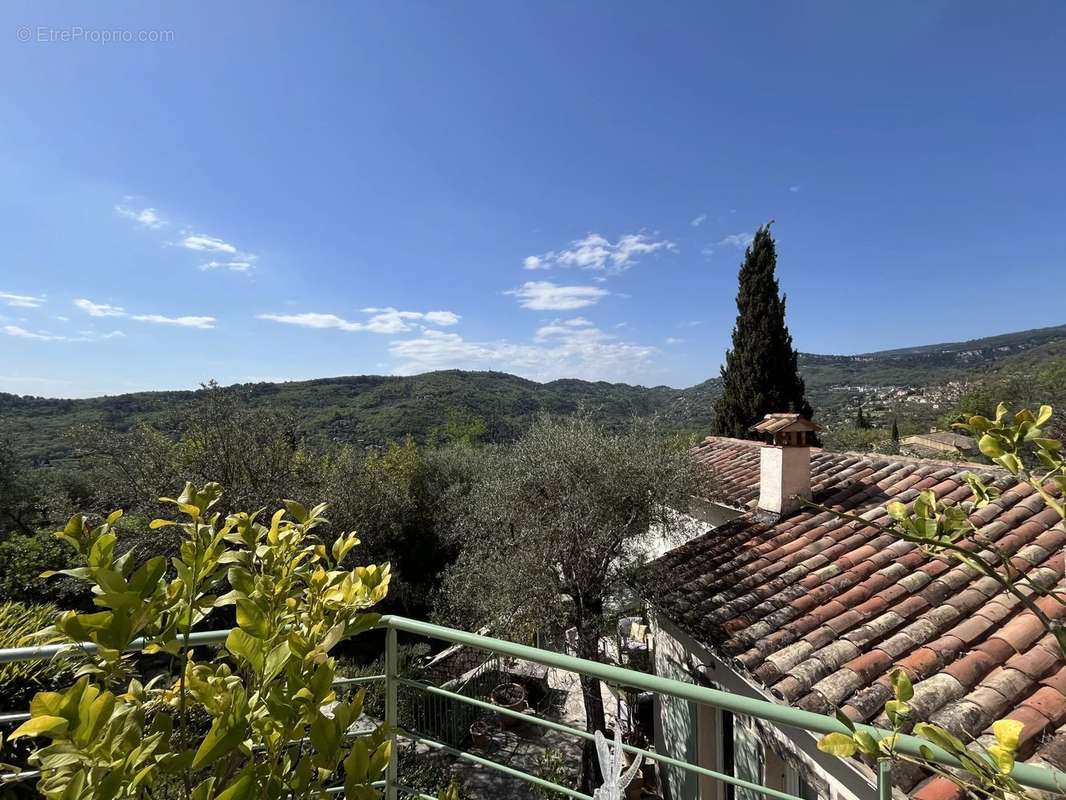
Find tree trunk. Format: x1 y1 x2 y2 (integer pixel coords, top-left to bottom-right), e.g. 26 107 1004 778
575 598 607 794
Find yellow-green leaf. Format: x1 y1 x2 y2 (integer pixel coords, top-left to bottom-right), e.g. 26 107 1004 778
216 770 256 800
890 669 913 702
817 732 857 757
9 715 69 740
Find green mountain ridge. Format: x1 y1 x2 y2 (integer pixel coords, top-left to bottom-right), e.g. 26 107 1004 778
2 324 1063 464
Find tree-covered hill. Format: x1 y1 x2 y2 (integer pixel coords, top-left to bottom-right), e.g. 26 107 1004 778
0 371 721 465
2 323 1063 464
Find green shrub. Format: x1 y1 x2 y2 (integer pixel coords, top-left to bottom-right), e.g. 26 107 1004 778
0 601 74 710
0 534 85 608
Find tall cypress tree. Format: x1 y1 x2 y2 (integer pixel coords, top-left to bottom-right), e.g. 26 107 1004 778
712 224 812 439
856 405 870 429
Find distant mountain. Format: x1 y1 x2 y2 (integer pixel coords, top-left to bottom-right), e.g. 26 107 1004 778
2 324 1063 464
0 371 721 465
798 323 1066 428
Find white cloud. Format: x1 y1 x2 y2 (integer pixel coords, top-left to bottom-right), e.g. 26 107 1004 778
180 234 238 254
422 311 461 327
701 232 753 260
200 259 255 273
719 232 754 249
677 320 704 328
505 281 608 311
524 232 674 276
74 298 126 317
1 324 123 343
389 322 657 383
665 337 684 345
258 312 364 332
690 214 707 228
132 314 216 329
116 204 167 228
3 325 65 341
258 308 462 335
789 185 800 193
0 291 46 308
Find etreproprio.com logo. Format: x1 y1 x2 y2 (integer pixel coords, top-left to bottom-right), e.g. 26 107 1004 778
16 25 175 43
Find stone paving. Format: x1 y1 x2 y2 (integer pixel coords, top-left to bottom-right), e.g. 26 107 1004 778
453 662 621 799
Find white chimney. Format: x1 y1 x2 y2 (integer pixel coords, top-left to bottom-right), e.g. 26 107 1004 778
750 413 821 516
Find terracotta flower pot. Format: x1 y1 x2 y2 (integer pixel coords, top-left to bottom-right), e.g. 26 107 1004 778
491 682 527 729
469 720 491 749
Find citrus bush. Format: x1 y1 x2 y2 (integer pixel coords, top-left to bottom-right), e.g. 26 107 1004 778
3 482 392 800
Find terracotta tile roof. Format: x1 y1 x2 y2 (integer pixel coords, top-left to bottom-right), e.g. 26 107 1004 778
643 437 1066 794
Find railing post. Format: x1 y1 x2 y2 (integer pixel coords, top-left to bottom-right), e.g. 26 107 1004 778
877 759 892 800
385 624 399 800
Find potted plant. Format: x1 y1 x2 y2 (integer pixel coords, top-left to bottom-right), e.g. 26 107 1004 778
491 682 527 728
469 719 491 749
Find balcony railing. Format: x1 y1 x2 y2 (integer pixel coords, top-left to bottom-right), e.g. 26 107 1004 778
3 615 1066 799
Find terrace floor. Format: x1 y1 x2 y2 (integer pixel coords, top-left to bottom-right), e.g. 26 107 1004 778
456 664 600 799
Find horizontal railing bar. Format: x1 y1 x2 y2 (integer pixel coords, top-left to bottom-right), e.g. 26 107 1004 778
0 629 229 664
0 768 38 784
398 678 804 800
378 615 1066 795
332 780 435 798
399 727 593 800
0 674 383 727
333 674 386 685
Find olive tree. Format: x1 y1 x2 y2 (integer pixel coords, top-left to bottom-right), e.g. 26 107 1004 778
440 414 700 792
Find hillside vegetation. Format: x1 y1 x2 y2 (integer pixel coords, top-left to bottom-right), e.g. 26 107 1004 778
2 323 1064 464
0 371 720 465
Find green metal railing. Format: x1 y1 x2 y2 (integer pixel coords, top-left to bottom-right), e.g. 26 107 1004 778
3 616 1066 799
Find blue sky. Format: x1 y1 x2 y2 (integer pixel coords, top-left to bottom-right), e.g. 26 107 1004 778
1 2 1063 397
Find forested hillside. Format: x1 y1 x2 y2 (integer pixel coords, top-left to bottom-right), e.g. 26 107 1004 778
2 323 1064 464
0 371 721 465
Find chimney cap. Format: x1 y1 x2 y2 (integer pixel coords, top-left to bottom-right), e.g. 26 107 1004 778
750 413 822 435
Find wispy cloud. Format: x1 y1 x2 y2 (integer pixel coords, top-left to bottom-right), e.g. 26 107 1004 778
523 232 674 276
665 337 684 345
116 198 260 274
2 324 123 343
199 259 255 273
505 281 608 311
116 204 167 228
719 232 754 249
180 234 239 254
132 314 216 329
789 185 800 193
74 298 126 317
389 321 656 383
257 308 461 335
74 298 213 330
690 213 707 228
677 319 704 328
0 291 46 308
180 233 259 274
3 325 66 341
702 231 754 259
